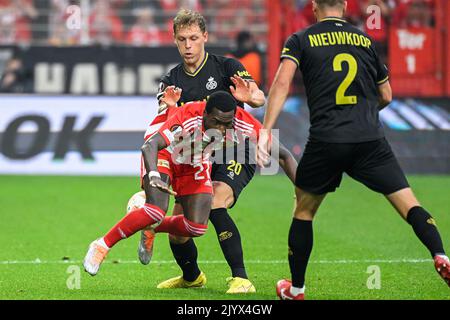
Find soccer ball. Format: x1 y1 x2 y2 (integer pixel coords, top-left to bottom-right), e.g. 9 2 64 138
126 191 146 213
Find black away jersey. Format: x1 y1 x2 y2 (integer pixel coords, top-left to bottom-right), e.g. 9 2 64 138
282 17 389 143
158 52 254 108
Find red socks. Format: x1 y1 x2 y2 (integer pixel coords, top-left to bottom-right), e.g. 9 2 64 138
155 215 207 237
103 203 207 248
103 204 165 248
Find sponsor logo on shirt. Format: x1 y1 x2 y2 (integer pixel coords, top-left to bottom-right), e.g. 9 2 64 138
237 70 251 78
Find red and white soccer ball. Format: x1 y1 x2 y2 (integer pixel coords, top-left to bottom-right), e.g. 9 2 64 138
126 191 146 213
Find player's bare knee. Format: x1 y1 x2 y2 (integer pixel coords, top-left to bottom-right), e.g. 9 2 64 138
293 188 325 220
293 206 316 220
295 198 318 217
211 193 234 209
212 181 234 209
386 187 420 219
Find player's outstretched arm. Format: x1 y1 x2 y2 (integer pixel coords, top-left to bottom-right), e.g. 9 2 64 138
378 81 392 111
275 139 298 184
263 59 297 130
141 133 176 196
257 59 297 166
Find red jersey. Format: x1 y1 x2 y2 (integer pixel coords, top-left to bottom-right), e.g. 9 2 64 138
141 101 261 197
144 105 178 141
157 101 262 165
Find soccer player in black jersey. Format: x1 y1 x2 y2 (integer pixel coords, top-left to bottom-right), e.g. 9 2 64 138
141 9 266 293
258 0 449 300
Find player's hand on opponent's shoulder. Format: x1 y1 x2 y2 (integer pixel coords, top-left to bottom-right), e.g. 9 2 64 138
230 75 252 104
161 85 182 108
148 175 177 196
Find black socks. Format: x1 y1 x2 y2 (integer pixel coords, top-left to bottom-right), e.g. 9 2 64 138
407 206 445 257
210 208 248 279
288 218 313 288
170 238 201 282
169 208 248 281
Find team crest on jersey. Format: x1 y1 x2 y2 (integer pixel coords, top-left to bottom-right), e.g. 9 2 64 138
206 77 218 90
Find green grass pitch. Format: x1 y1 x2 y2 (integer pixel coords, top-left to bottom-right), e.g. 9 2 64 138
0 174 449 300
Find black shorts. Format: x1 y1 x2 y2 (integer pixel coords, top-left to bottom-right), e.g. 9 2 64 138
211 143 256 207
295 138 409 195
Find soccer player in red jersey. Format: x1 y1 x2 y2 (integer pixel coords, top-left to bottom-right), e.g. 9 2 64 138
145 9 266 293
83 91 297 277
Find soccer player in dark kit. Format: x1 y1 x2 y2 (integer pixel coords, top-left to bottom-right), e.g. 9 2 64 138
258 0 449 300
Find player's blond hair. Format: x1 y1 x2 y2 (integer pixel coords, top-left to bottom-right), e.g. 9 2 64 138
314 0 345 9
173 9 207 34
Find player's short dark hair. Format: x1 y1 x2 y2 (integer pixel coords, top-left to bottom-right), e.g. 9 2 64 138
205 91 237 114
314 0 345 9
173 9 207 34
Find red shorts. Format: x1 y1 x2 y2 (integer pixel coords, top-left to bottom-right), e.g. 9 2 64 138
171 161 213 197
141 152 213 197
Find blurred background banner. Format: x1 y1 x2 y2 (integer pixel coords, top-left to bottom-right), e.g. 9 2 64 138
0 45 228 95
0 0 449 175
0 95 447 175
0 96 157 175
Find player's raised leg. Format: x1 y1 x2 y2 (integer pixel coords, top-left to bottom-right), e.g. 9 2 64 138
277 187 326 300
138 173 171 265
83 175 167 276
346 138 449 287
386 188 449 286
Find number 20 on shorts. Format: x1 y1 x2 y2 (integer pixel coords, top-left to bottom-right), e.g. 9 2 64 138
227 160 242 175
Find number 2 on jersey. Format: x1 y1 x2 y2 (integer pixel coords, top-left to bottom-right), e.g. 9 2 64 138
333 53 358 105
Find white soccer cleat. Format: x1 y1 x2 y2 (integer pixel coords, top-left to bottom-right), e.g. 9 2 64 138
138 229 155 265
83 239 109 276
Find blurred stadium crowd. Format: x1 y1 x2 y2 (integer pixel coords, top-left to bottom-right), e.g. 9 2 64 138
282 0 435 59
0 0 435 47
0 0 441 95
0 0 267 46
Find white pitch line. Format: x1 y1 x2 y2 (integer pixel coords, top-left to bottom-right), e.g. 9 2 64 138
0 258 433 265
